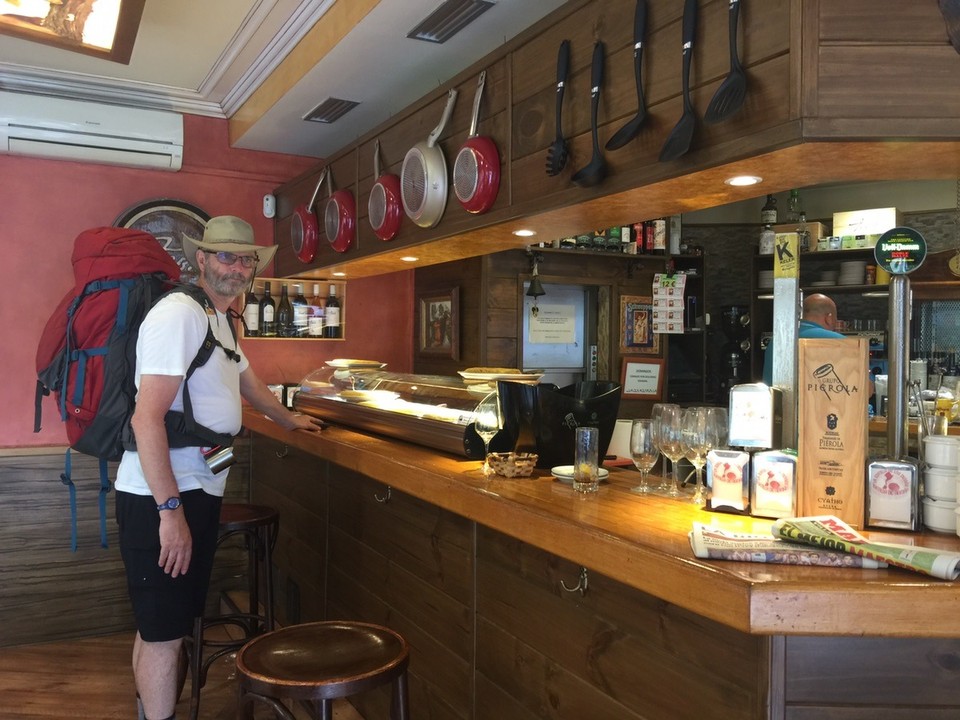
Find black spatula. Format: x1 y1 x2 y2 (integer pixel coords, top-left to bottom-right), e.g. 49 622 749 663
705 0 747 124
606 0 648 151
659 0 699 162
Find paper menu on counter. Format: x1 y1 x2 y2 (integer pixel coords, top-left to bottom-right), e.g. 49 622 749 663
652 273 686 334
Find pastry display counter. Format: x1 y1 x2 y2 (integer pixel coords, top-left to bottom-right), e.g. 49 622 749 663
293 366 491 457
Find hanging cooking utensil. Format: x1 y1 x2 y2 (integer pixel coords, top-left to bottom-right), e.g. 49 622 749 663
369 139 403 241
290 167 327 263
401 88 458 228
571 41 607 188
453 70 501 214
659 0 699 162
705 0 747 124
323 168 356 253
545 39 571 176
606 0 649 151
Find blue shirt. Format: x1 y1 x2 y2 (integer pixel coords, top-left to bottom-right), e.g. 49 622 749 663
762 320 844 385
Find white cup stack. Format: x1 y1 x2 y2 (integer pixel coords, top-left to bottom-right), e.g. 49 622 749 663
922 436 960 534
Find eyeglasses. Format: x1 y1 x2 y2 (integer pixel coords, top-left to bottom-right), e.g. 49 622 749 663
204 250 259 268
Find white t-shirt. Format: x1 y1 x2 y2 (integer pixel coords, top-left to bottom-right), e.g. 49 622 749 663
116 292 249 497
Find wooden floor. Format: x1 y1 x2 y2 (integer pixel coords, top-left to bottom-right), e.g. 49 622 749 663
0 632 365 719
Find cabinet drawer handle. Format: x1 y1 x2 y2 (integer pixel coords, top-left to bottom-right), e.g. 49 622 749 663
275 446 289 459
374 486 392 504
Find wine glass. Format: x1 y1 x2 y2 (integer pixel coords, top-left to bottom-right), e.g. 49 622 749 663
681 407 719 505
650 403 680 493
706 406 729 449
655 405 685 497
629 418 660 494
473 392 501 476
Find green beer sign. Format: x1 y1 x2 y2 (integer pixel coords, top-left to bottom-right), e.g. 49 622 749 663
874 226 926 275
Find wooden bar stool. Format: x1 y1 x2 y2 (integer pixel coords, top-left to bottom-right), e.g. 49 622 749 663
188 502 279 720
236 621 410 720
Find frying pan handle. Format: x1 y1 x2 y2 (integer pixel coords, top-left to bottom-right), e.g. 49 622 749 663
468 70 487 137
326 166 334 196
682 0 698 50
306 167 327 213
428 88 459 147
373 139 382 177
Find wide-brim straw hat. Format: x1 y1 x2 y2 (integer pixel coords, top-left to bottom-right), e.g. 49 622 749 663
181 215 277 274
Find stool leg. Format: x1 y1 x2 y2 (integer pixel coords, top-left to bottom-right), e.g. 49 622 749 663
391 671 410 720
312 698 333 720
264 522 277 631
246 530 260 636
188 616 203 720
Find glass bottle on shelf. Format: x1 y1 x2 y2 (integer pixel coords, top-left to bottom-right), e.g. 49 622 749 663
761 194 778 225
259 281 276 337
308 283 325 337
292 283 308 337
276 283 294 337
324 284 341 339
759 224 776 255
786 189 803 223
242 284 260 337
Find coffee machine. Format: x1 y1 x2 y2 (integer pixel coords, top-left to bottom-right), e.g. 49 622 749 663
718 305 752 406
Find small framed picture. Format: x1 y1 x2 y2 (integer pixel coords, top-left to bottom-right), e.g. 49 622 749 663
417 286 460 359
619 295 660 355
621 358 665 400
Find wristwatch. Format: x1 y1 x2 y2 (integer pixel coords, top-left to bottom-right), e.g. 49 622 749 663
157 497 182 512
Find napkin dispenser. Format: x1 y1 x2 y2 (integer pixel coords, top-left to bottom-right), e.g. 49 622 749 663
728 383 783 450
865 457 921 531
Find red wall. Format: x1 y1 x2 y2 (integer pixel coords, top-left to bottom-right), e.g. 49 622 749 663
1 114 413 448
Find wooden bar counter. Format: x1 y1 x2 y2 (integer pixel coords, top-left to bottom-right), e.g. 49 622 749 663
244 408 960 719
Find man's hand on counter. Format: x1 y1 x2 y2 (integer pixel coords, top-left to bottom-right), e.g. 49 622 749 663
283 411 325 433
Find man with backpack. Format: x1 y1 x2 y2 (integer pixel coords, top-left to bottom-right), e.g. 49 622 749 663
114 215 322 720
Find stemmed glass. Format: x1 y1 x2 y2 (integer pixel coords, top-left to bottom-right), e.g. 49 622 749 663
629 419 660 494
473 392 501 476
706 407 729 450
680 407 720 505
655 405 685 497
650 403 679 493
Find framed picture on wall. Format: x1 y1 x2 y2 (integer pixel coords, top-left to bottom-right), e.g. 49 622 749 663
621 358 665 399
619 295 659 355
417 286 460 359
115 198 210 284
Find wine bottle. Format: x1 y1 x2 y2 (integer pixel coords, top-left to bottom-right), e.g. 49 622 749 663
259 281 276 337
242 285 260 337
308 283 324 337
292 283 308 337
761 194 778 225
276 283 294 337
324 284 341 339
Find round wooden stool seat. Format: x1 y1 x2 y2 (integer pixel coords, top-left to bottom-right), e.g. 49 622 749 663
237 621 410 719
219 502 279 532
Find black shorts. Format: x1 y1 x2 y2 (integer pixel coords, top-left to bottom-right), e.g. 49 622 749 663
116 489 222 642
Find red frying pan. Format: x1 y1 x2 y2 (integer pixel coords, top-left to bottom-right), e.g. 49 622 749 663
453 70 500 214
291 167 326 263
323 168 356 253
368 139 403 241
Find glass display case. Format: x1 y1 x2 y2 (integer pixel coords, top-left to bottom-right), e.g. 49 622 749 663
293 366 498 457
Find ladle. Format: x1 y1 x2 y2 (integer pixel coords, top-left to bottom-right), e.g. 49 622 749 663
572 41 607 188
605 0 648 151
659 0 699 162
704 0 747 124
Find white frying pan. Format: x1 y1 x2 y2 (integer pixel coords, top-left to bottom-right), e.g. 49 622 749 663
401 89 458 228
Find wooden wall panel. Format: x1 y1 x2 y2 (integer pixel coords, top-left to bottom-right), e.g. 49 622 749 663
475 525 769 719
1 442 250 647
819 1 950 43
785 636 960 707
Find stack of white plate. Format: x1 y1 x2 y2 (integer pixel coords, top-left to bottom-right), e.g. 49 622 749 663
820 270 838 283
839 260 867 285
757 270 774 289
922 436 959 533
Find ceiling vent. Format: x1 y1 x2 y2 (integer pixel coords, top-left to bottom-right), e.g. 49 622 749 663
303 97 360 124
407 0 495 44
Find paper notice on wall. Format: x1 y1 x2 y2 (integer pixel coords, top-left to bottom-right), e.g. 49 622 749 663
652 273 686 334
528 304 576 344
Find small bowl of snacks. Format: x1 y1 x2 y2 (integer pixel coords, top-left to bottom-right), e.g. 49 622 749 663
487 452 538 478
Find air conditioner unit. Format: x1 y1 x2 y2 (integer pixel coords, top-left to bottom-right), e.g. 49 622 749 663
0 91 183 171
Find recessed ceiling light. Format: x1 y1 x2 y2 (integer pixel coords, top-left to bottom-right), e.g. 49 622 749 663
332 271 346 277
400 256 419 262
724 175 763 187
513 229 536 237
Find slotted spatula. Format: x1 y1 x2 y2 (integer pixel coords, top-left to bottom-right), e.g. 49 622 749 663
705 0 747 124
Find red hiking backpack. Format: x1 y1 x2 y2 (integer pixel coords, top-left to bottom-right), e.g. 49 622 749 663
35 226 238 549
